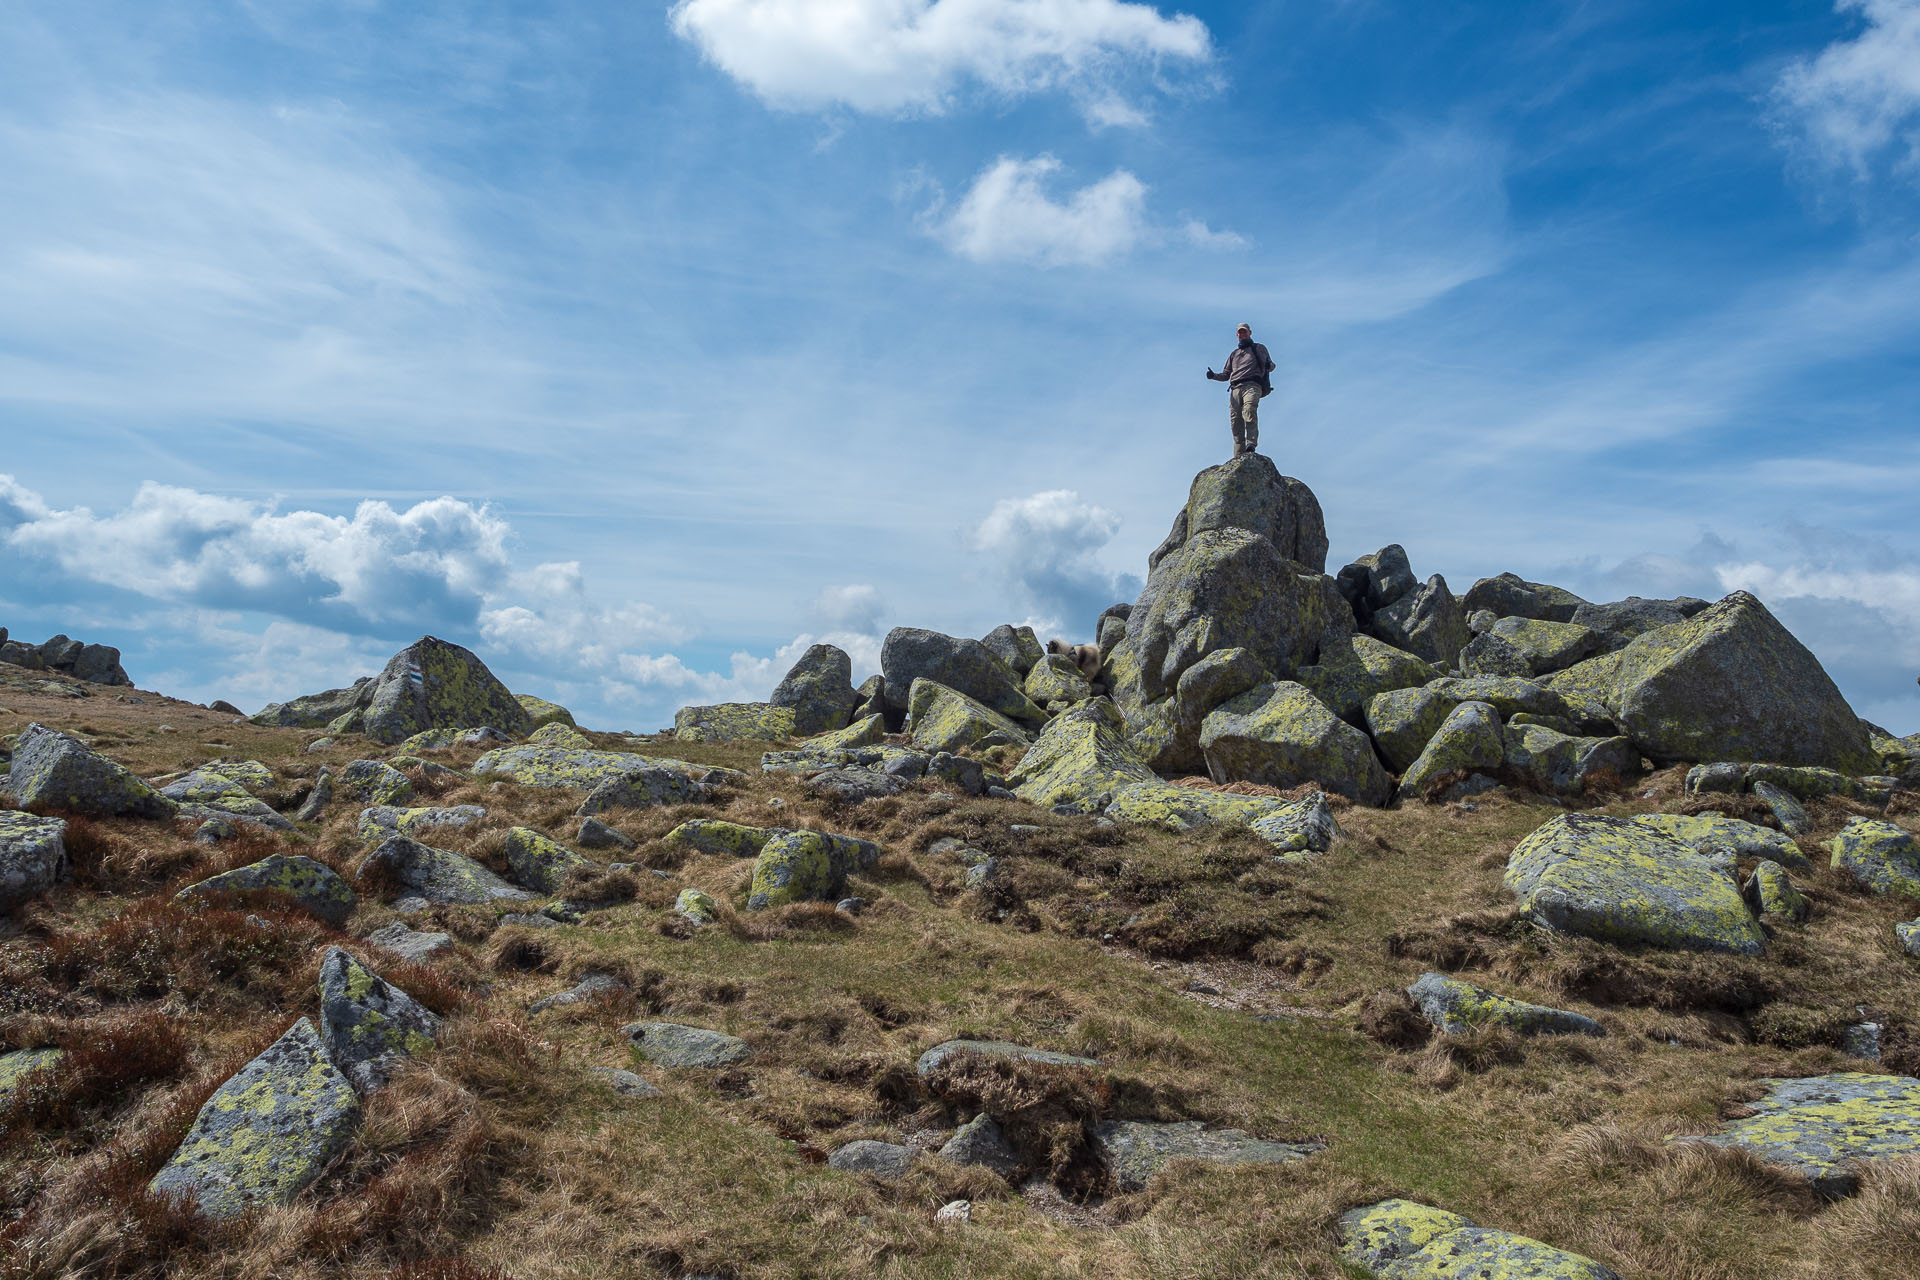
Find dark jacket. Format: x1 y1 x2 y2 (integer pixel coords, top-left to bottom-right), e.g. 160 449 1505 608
1209 341 1274 394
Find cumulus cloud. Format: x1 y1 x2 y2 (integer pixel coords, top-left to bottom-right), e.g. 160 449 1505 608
930 155 1149 265
1774 0 1920 182
812 583 887 634
970 489 1140 638
668 0 1212 124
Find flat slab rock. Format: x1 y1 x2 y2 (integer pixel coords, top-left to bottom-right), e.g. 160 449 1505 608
364 921 452 962
827 1139 916 1180
1691 1072 1920 1198
1504 812 1765 955
1339 1199 1622 1279
915 1039 1099 1077
624 1022 751 1068
1092 1119 1321 1192
1629 812 1810 870
1407 973 1604 1038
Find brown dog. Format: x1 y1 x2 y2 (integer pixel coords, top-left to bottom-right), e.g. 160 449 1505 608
1046 638 1105 689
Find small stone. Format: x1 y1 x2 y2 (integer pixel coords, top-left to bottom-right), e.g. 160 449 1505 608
1753 779 1813 837
1841 1022 1883 1061
577 816 635 851
364 921 452 962
589 1066 662 1098
828 1139 915 1180
317 946 440 1092
530 972 625 1014
937 1114 1020 1177
835 896 867 915
934 1199 972 1225
499 912 559 928
624 1022 751 1068
675 887 718 925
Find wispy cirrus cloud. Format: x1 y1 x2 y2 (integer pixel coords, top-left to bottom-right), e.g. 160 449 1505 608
1773 0 1920 184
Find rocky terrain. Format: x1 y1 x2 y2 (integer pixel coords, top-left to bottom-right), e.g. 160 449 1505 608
2 456 1919 1280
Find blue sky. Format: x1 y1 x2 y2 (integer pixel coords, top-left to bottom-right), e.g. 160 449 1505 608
2 0 1917 734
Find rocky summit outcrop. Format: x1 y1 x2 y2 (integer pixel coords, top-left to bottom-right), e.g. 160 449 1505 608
1546 592 1877 773
0 630 131 686
1151 453 1329 574
252 636 532 744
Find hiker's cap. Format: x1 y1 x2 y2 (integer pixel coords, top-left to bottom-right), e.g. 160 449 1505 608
1236 322 1251 332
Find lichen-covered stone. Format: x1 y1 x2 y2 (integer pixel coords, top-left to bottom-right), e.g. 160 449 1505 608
1365 687 1454 775
907 678 1032 754
624 1022 751 1068
470 742 740 793
8 723 176 818
1630 813 1810 870
803 714 888 752
356 805 487 843
914 1039 1098 1077
1692 1073 1920 1198
1248 791 1341 858
981 624 1044 676
577 767 719 815
938 1113 1020 1176
1745 762 1890 804
1484 616 1603 676
880 628 1047 728
528 722 594 749
249 678 373 730
160 759 275 802
1572 596 1709 652
502 827 592 893
1124 647 1272 776
1830 819 1920 899
1172 453 1329 572
1502 722 1640 797
1744 860 1809 921
1024 653 1093 706
317 946 439 1092
1092 1119 1320 1192
394 728 468 753
1753 780 1813 837
338 759 414 807
672 701 799 742
1407 972 1604 1037
1338 1198 1622 1279
359 636 533 745
175 854 357 927
359 835 532 905
828 1140 915 1180
1561 592 1878 772
1398 701 1505 800
0 810 68 911
1456 631 1535 678
1462 573 1590 623
803 766 910 803
1104 781 1297 833
1200 681 1392 805
515 693 575 728
1896 919 1920 957
1505 813 1765 954
1008 700 1159 811
0 1047 64 1111
1338 544 1418 613
674 887 718 924
364 921 452 962
1428 677 1603 730
747 829 880 909
769 643 861 735
1368 574 1471 667
1296 634 1436 725
662 818 781 859
148 1018 360 1219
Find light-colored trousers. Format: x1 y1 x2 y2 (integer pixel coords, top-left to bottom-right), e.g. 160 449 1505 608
1229 382 1263 453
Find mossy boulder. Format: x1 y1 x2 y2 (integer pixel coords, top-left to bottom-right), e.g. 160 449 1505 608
175 854 357 926
1745 860 1810 921
769 643 860 735
358 835 532 905
356 805 487 843
317 946 440 1092
1248 791 1341 858
528 722 594 749
1462 573 1589 623
907 678 1032 754
1008 700 1159 811
672 702 798 742
1338 1198 1622 1279
1630 813 1810 870
746 829 880 909
1091 1119 1320 1192
0 810 68 912
803 714 887 752
1365 687 1454 775
1407 972 1604 1037
1171 453 1329 572
980 624 1044 676
148 1018 360 1219
1501 722 1639 797
515 693 575 728
503 827 592 893
8 723 176 818
338 759 414 807
1295 634 1436 725
470 743 740 793
249 678 373 730
880 628 1047 728
1104 781 1299 835
159 760 274 802
1199 681 1391 805
1024 653 1093 706
359 636 533 745
1429 676 1607 730
1829 819 1920 899
1397 701 1505 800
1693 1073 1920 1198
1367 574 1471 666
661 819 780 859
1553 592 1878 772
1505 813 1764 955
1483 616 1603 675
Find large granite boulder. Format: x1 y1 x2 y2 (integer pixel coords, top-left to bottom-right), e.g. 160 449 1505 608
906 679 1033 754
1199 681 1392 805
1397 701 1505 799
1629 813 1810 870
1480 616 1602 676
502 827 592 893
469 743 740 793
356 805 488 843
1829 819 1920 898
1023 654 1093 707
661 818 783 859
317 947 440 1092
980 624 1044 676
8 723 175 818
515 693 575 728
1571 596 1710 652
746 829 881 909
1126 646 1272 776
1336 544 1417 619
1501 722 1639 797
1008 701 1160 811
1339 1199 1622 1279
880 628 1046 728
625 1022 751 1068
1547 593 1877 772
672 702 797 742
1462 573 1589 623
0 811 68 912
1504 813 1764 954
1367 574 1471 667
249 678 374 730
1365 687 1454 775
1157 453 1329 573
358 836 532 905
768 643 860 735
149 1019 360 1218
1295 634 1436 725
337 759 414 807
358 637 532 744
1693 1073 1920 1198
174 854 357 926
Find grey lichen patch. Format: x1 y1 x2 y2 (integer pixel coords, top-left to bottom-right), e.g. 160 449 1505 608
1689 1073 1920 1198
0 810 69 912
337 759 414 807
317 946 440 1093
1338 1198 1623 1279
1407 972 1604 1037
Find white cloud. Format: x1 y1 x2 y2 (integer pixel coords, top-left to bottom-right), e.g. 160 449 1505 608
812 583 887 634
668 0 1212 124
970 489 1140 638
1774 0 1920 182
931 155 1149 265
1180 218 1247 249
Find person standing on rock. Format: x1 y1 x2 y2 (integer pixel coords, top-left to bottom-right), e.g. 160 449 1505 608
1205 323 1275 459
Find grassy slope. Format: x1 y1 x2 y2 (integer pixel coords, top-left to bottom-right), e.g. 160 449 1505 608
3 666 1919 1280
